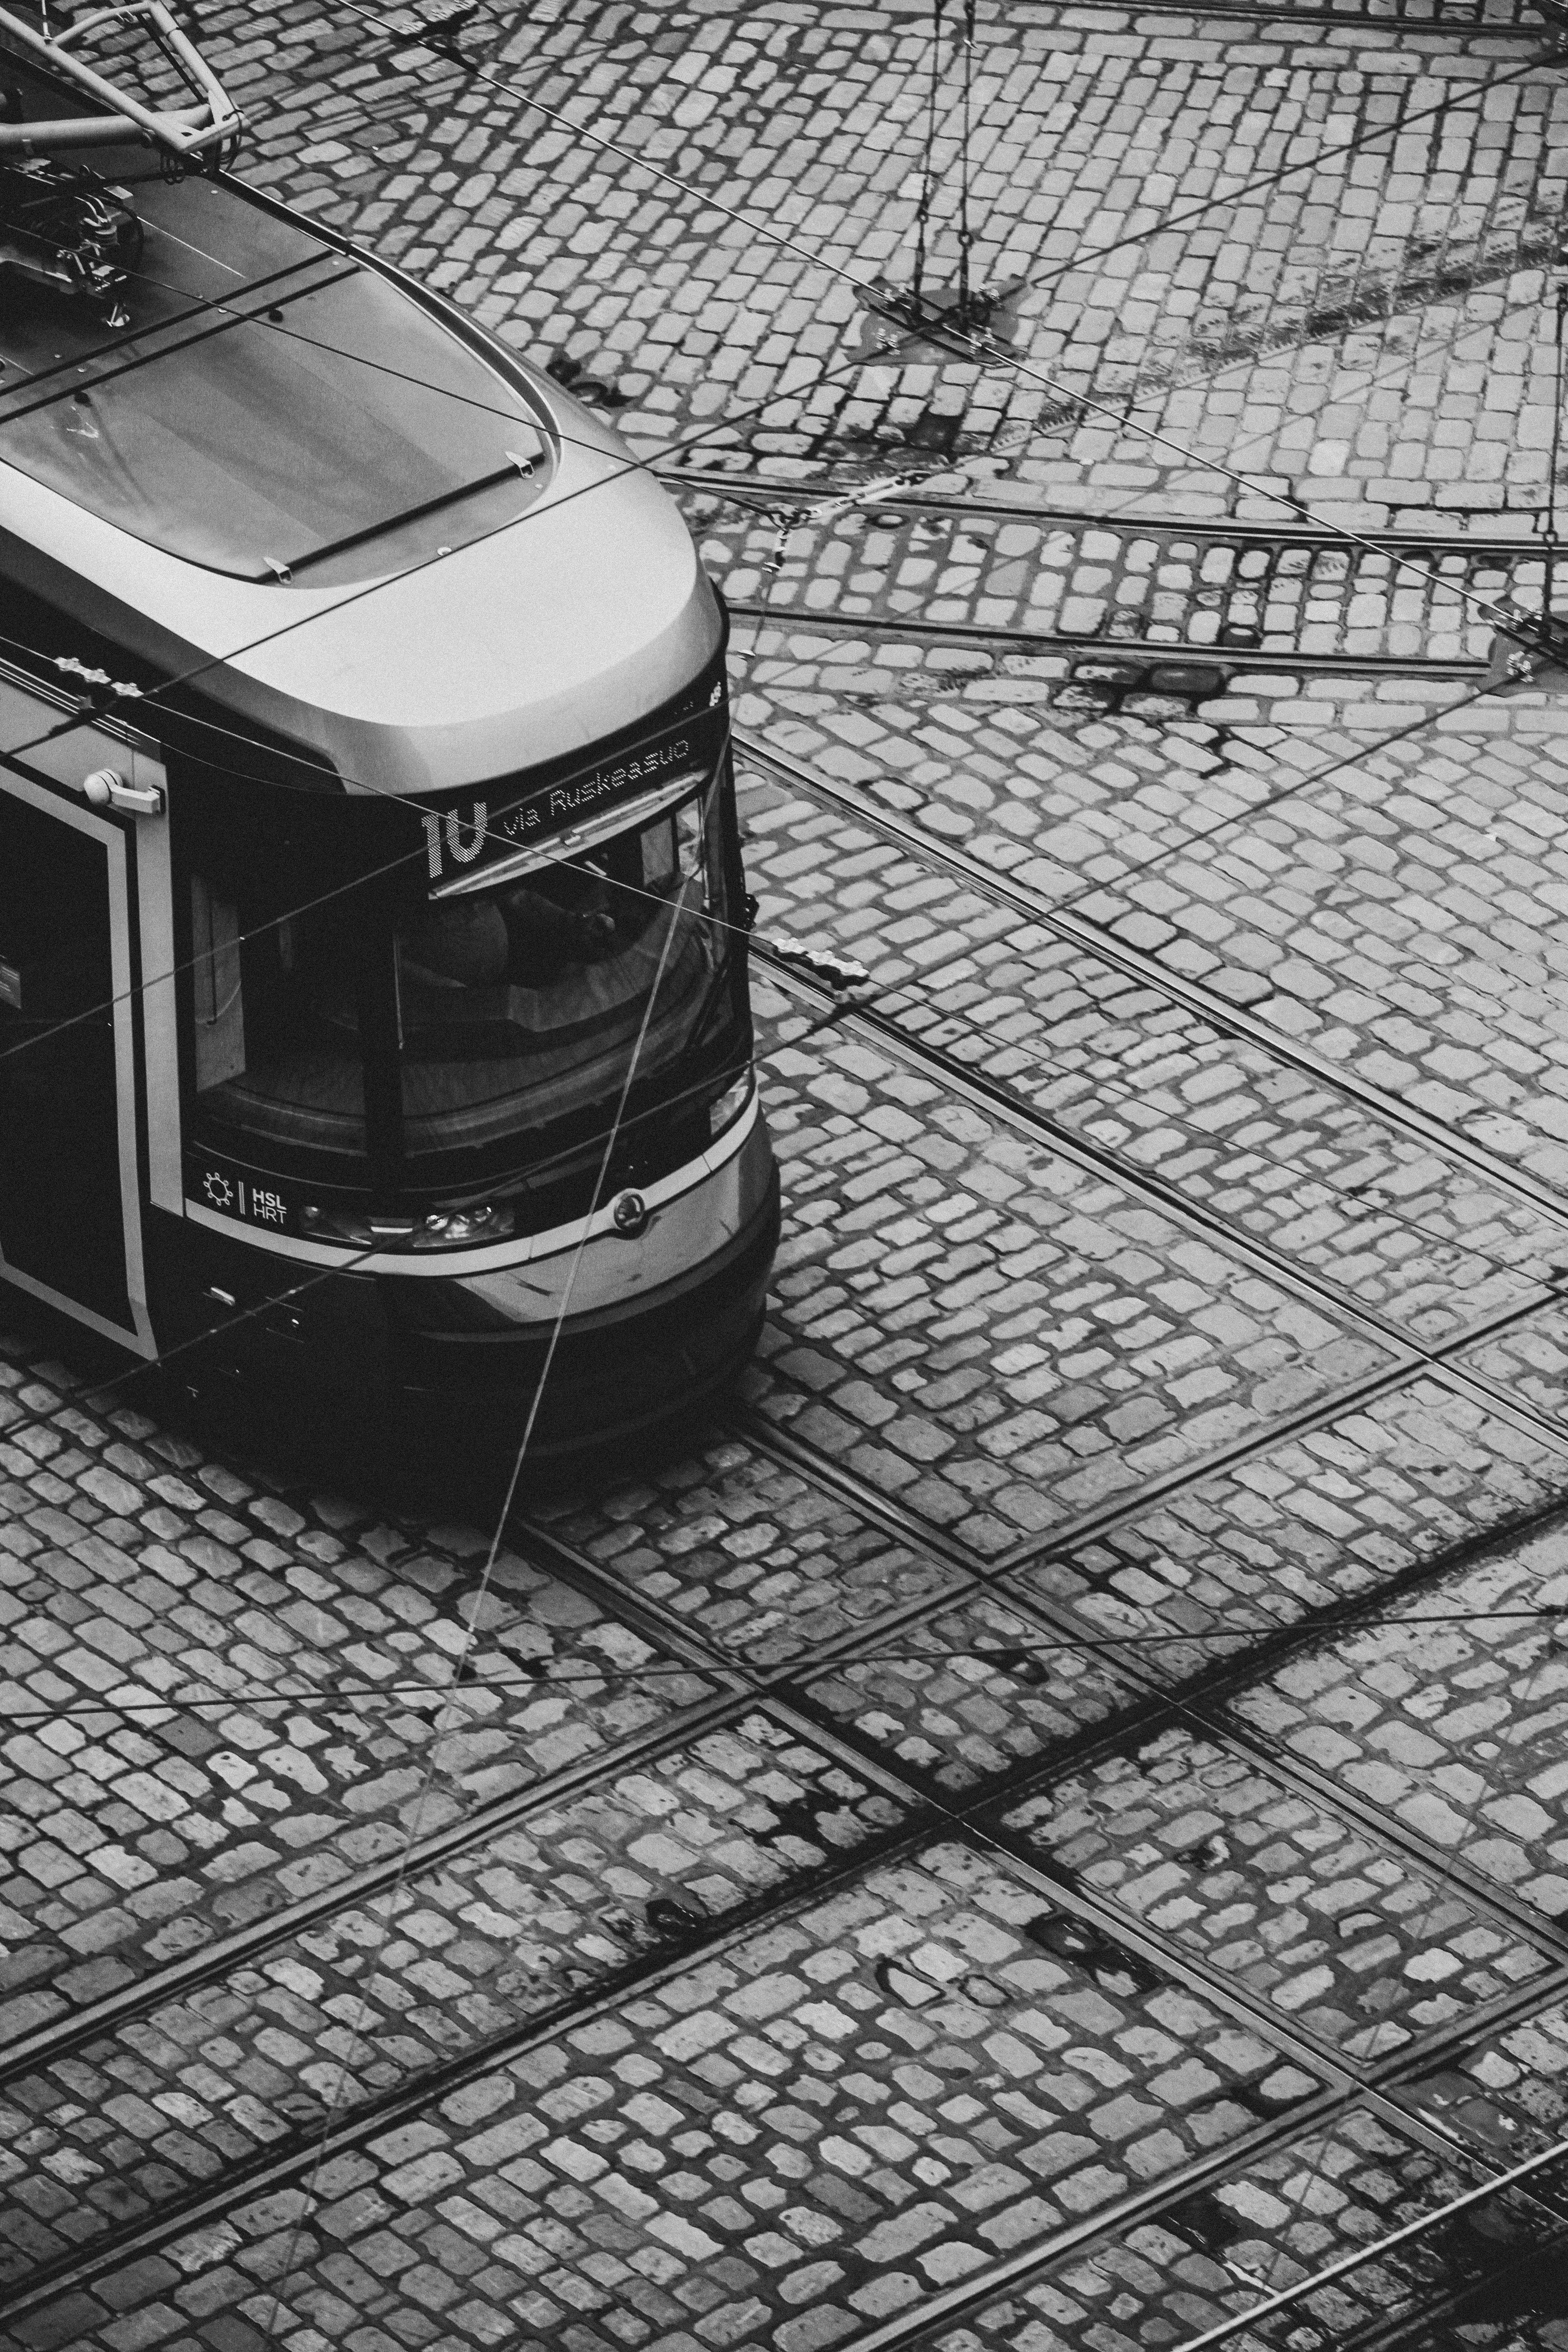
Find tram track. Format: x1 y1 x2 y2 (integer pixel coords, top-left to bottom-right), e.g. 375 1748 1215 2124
666 469 1555 552
9 1290 1568 2337
723 1363 1568 1969
681 472 1540 680
4 1140 1550 2101
8 887 1568 2116
751 941 1568 1465
10 1166 1559 2324
729 604 1492 678
536 1382 1568 1969
10 1443 1568 2331
10 1474 1568 2342
7 757 1568 2340
0 1306 1536 2097
10 1278 1568 2328
995 0 1546 22
734 727 1568 1238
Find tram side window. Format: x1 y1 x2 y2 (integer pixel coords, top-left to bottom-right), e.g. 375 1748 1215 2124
186 867 367 1156
191 877 245 1091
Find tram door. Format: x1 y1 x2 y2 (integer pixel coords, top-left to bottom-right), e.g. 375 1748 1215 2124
0 762 158 1354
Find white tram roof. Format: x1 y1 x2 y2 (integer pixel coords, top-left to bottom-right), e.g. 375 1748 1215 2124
0 113 719 796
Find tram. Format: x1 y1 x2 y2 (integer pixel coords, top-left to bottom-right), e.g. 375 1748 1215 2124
0 7 778 1454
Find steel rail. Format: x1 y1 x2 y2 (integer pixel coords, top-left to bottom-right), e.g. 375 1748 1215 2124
735 1390 1568 1963
669 470 1556 555
2 1311 1538 2096
14 935 1566 2097
10 1624 1567 2336
1167 2124 1568 2352
735 729 1568 1235
728 599 1490 676
995 0 1541 18
8 1274 1568 2324
9 1531 1568 2331
753 944 1568 1466
11 974 1560 2097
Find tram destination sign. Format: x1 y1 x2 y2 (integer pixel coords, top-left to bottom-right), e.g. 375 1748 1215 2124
418 680 727 885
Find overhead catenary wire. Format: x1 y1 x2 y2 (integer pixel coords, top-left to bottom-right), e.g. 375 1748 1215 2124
0 69 1553 1081
251 768 715 2352
0 8 1548 1360
310 0 1560 655
0 14 1551 1392
0 18 1561 2333
0 54 1550 1381
4 1605 1566 1728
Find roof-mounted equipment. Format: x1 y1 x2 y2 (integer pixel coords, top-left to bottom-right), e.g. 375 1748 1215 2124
0 2 243 163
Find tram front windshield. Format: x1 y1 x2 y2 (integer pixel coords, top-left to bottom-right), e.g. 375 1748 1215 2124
397 789 725 1158
184 777 737 1196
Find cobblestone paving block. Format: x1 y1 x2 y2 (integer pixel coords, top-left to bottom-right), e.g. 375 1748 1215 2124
1229 1507 1568 1920
1026 252 1568 523
738 764 1561 1346
1457 1297 1568 1423
0 1339 718 2044
1074 704 1568 1191
745 990 1396 1556
926 2107 1495 2352
1013 1375 1568 1686
43 1839 1328 2352
1001 1724 1554 2062
1396 1989 1568 2184
699 494 1534 661
1394 2315 1568 2351
532 1431 963 1667
799 1589 1144 1798
181 0 1561 501
0 1713 902 2292
735 662 1480 956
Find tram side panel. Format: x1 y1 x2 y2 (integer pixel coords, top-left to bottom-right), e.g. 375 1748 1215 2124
0 668 168 1361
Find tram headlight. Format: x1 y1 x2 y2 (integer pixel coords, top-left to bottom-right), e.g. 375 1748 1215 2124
708 1067 754 1142
413 1200 516 1250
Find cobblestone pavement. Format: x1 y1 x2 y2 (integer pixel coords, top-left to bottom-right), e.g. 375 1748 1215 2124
213 0 1568 510
0 1354 724 2043
734 658 1568 1199
922 2108 1515 2351
744 994 1400 1550
16 0 1568 2347
692 493 1534 663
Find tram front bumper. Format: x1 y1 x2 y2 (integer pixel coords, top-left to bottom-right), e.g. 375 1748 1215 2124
153 1109 780 1460
382 1114 780 1455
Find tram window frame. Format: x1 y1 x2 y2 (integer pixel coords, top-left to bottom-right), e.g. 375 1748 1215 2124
172 781 383 1194
392 775 740 1181
169 752 752 1212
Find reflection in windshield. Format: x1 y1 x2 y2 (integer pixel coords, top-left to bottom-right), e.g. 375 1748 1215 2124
397 789 728 1160
181 780 738 1191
